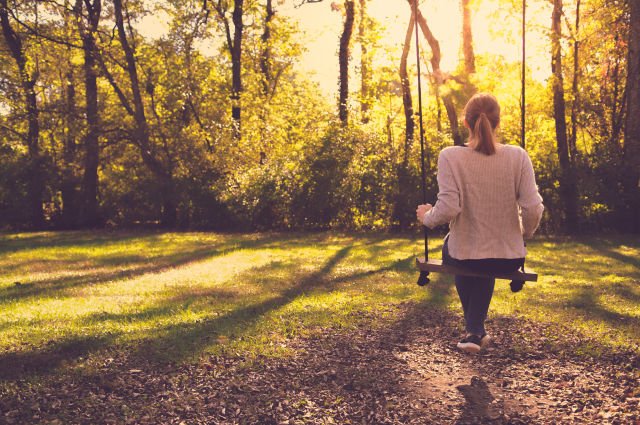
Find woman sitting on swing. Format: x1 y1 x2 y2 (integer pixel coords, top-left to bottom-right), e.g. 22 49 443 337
416 93 544 354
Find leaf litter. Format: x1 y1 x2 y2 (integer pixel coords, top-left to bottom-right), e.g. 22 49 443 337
1 302 638 424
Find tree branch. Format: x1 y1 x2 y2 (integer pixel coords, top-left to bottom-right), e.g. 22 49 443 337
0 122 27 141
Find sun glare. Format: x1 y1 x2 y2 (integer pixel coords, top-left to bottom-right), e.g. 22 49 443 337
136 0 551 97
283 0 551 96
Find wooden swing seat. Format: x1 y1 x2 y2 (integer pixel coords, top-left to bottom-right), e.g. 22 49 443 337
416 258 538 281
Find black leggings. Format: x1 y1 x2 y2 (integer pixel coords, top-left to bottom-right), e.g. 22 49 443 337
442 237 524 336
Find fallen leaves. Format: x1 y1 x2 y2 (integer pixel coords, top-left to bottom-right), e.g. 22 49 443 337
1 304 638 424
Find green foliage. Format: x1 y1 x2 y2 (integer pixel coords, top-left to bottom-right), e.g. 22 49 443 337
0 0 635 233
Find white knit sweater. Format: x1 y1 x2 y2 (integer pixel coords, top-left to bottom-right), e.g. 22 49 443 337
422 144 544 260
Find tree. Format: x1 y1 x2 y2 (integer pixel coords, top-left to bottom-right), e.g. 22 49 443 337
0 0 44 228
74 0 102 227
622 0 640 232
338 0 355 126
551 0 579 233
106 0 178 226
399 12 415 150
59 2 80 229
358 0 372 123
391 11 415 230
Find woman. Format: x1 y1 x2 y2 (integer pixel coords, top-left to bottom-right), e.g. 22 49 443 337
416 93 544 354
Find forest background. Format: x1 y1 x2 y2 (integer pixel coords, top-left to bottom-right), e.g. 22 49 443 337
1 0 638 235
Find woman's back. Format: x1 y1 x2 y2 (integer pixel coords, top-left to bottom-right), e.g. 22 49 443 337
424 144 542 260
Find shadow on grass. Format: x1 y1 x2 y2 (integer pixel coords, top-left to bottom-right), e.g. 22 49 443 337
561 286 638 330
613 284 640 305
0 237 443 382
0 233 314 304
5 233 637 389
0 231 168 255
0 335 113 380
1 246 221 303
0 243 355 380
585 239 640 270
130 245 356 362
125 247 456 364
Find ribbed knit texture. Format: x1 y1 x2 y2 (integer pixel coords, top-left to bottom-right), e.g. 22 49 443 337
422 144 544 260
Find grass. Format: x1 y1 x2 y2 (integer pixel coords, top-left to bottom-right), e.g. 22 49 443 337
0 231 638 380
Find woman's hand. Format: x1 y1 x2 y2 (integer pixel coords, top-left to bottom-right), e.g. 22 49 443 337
416 204 433 224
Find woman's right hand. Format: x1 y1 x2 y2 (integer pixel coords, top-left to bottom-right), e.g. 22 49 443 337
416 204 433 224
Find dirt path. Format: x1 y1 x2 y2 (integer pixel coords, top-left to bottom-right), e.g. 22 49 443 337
2 303 639 424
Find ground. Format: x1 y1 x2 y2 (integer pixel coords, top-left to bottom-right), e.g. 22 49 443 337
0 232 638 424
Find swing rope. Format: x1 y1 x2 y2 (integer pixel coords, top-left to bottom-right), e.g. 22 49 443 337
521 0 526 149
414 0 430 287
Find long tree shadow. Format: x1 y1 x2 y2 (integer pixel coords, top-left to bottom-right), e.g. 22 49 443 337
130 245 356 362
613 284 640 305
133 247 462 364
0 231 174 255
0 233 303 305
586 239 640 270
1 246 224 303
0 334 114 380
569 287 639 323
525 237 640 280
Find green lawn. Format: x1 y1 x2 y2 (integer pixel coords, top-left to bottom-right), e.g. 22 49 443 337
1 231 638 378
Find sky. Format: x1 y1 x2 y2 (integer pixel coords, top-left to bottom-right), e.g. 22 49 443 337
139 0 552 97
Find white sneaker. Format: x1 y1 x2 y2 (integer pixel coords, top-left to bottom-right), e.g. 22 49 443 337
457 335 482 353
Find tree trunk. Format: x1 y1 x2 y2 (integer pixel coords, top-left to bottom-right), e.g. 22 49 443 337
460 0 477 98
231 0 244 139
609 36 625 148
61 69 79 228
569 0 581 161
551 0 579 233
622 0 640 233
259 0 274 164
0 0 44 228
113 0 176 227
412 1 463 146
461 0 475 75
359 0 371 123
75 0 101 227
260 0 274 97
399 13 415 160
392 12 415 230
339 0 355 126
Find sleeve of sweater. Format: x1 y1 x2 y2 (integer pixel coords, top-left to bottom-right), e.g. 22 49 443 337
422 152 461 229
518 150 544 238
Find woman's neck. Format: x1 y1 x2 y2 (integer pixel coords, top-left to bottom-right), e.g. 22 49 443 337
466 137 501 150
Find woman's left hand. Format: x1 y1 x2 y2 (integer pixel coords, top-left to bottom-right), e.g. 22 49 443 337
416 204 433 223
